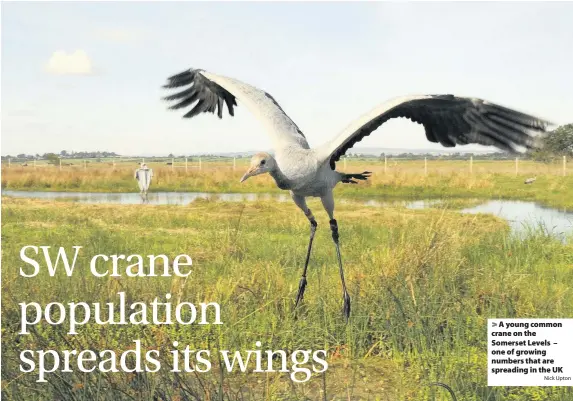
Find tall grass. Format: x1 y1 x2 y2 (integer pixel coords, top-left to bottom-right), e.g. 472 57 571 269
2 159 573 210
2 197 572 400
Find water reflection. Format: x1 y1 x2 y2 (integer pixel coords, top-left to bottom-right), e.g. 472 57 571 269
0 190 293 205
461 200 573 241
2 190 572 240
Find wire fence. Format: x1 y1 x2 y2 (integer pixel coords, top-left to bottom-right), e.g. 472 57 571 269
1 155 569 177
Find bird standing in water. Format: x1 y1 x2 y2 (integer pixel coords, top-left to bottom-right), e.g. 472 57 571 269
135 163 153 202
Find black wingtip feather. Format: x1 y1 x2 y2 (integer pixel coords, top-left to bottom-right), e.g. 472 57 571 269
163 69 196 89
162 68 237 121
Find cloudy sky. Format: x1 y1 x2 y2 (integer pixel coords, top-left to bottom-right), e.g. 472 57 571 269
2 1 572 156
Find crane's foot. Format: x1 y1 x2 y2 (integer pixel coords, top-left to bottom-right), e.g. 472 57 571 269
295 276 307 308
343 291 351 322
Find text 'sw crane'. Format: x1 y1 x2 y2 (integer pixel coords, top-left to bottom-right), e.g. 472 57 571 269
162 68 551 321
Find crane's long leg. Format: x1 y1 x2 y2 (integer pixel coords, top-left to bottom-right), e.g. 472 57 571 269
292 194 317 308
322 192 351 321
296 217 317 307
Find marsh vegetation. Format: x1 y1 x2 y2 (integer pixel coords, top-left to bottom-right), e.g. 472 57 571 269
2 197 572 400
2 159 572 210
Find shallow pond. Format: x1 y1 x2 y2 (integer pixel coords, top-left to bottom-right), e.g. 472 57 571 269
3 190 572 241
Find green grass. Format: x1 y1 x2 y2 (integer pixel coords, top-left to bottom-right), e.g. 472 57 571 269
2 197 572 400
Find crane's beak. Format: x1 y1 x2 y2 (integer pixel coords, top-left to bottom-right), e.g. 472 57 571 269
240 166 258 183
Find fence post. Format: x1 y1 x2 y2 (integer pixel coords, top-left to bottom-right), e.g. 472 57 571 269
564 156 567 177
185 158 188 173
172 158 174 172
8 158 11 168
424 157 427 176
142 158 145 164
199 157 202 170
384 156 387 174
34 159 37 170
84 160 87 170
470 156 473 174
344 157 347 170
515 157 518 176
233 157 236 171
59 158 62 171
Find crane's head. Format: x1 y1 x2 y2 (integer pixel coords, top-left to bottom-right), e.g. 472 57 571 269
240 152 275 183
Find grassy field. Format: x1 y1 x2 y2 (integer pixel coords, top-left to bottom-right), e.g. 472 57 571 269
2 197 572 400
2 159 573 210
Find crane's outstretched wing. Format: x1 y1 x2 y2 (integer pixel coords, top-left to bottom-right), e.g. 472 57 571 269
317 95 552 169
162 68 309 150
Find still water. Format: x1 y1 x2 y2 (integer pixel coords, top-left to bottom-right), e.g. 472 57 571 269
3 190 572 240
1 191 292 205
461 200 572 240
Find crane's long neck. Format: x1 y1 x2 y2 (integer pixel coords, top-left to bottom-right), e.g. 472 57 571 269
269 167 290 190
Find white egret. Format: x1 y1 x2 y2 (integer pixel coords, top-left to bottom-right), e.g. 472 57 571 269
135 163 153 201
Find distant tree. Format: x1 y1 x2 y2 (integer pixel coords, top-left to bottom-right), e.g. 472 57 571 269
529 123 573 162
45 153 60 165
546 124 573 155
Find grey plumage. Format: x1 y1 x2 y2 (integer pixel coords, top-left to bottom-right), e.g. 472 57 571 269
162 67 552 321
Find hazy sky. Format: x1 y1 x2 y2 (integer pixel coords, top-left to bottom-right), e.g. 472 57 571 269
2 1 572 156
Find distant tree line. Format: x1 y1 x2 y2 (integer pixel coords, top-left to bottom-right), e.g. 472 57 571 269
3 125 571 163
369 152 515 161
1 150 120 162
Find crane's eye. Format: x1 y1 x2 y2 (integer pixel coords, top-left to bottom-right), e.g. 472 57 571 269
260 160 266 166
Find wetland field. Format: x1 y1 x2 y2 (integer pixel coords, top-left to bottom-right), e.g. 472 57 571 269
1 159 573 400
2 159 573 208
